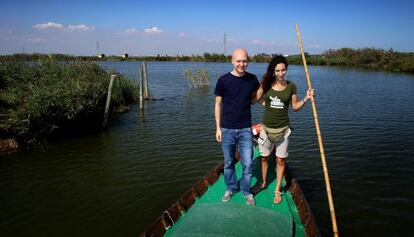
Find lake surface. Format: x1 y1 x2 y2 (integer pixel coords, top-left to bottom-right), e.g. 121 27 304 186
1 61 414 236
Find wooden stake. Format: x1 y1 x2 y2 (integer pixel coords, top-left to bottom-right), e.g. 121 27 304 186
139 65 144 109
143 62 150 99
295 24 340 237
102 74 116 128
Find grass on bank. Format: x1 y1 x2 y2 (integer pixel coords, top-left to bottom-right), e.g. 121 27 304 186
0 59 137 148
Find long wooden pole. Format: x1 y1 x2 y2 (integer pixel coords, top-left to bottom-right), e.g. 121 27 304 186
102 74 116 128
139 65 144 109
295 24 339 237
143 62 150 99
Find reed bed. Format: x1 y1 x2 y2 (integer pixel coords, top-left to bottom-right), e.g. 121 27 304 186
0 59 136 148
183 68 210 89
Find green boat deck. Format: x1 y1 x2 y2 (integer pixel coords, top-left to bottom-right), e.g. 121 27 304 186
164 147 306 237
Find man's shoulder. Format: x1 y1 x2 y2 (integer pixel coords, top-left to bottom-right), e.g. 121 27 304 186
218 72 232 80
245 72 259 88
244 72 258 80
218 72 258 85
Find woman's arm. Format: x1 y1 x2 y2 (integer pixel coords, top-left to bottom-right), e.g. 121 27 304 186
254 86 265 106
292 88 314 111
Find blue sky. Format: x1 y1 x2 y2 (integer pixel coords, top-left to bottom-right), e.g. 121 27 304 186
1 0 413 56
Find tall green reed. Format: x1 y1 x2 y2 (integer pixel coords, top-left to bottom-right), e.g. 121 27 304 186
0 59 136 146
183 68 210 89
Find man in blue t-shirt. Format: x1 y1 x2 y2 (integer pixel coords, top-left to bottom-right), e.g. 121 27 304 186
214 48 260 206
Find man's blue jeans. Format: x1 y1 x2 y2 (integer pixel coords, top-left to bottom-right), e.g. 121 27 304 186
221 127 253 196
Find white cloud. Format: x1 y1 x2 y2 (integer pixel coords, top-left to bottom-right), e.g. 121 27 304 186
201 38 219 42
308 44 320 48
67 24 91 31
125 27 139 34
0 30 13 35
144 26 162 34
26 37 47 43
178 32 185 37
252 39 268 45
33 22 64 30
227 37 238 43
33 22 92 32
114 28 139 35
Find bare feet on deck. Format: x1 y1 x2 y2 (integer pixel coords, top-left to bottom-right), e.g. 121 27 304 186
274 191 283 204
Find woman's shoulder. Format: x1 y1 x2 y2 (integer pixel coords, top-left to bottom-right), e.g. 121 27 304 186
286 80 297 88
286 80 296 85
286 80 297 94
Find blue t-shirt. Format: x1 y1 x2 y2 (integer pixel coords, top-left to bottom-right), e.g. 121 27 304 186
214 72 259 129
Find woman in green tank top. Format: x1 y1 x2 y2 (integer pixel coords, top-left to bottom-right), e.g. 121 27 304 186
255 55 314 204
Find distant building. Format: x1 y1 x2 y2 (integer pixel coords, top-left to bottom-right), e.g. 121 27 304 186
121 53 129 58
97 53 105 58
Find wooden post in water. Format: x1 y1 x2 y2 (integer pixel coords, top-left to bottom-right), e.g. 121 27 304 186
139 62 150 109
142 62 150 99
102 74 116 128
139 65 144 109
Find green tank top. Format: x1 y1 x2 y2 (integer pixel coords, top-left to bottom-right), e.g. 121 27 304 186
263 81 297 128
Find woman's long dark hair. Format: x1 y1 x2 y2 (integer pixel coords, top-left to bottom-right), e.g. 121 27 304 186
261 55 288 93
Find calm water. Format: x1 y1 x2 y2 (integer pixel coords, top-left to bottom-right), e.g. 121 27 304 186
1 62 414 237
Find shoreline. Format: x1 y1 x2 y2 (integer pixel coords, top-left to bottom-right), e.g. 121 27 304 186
1 47 413 74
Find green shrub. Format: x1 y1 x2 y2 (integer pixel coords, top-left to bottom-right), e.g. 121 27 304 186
183 68 210 89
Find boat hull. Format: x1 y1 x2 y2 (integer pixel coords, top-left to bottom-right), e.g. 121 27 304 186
140 144 320 237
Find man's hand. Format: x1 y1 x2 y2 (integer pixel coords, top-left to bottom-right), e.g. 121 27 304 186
216 129 222 143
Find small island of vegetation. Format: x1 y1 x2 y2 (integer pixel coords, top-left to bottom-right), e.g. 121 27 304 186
0 57 136 153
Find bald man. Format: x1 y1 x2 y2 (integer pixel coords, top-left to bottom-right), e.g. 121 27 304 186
214 48 259 206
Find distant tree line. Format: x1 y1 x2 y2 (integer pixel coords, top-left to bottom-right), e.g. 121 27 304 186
287 48 414 73
1 47 413 73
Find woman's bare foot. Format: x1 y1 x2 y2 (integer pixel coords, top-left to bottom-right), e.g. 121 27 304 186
260 182 267 189
274 191 282 204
